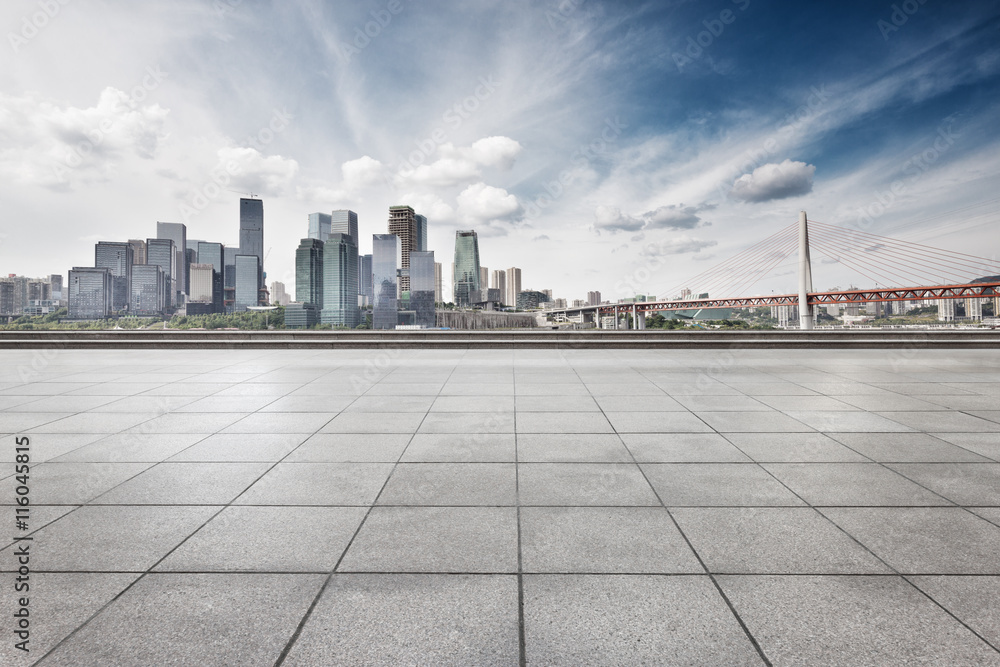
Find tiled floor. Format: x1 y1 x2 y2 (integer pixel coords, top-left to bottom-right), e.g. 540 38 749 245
1 348 999 665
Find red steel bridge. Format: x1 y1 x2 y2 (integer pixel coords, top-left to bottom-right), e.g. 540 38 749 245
548 213 1000 327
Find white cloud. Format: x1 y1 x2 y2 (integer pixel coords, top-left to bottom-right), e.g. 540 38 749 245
398 136 522 188
593 204 705 234
730 160 815 203
341 155 388 189
456 182 523 233
0 88 169 189
217 146 298 197
640 236 717 257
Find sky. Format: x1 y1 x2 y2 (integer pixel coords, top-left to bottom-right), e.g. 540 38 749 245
2 0 999 302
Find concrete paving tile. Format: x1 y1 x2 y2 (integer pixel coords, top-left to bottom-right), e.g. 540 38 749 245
835 394 952 411
431 395 514 412
1 505 219 571
655 381 742 396
0 412 78 432
672 507 890 574
41 574 325 667
439 382 515 396
0 573 141 667
344 395 435 412
724 432 869 462
0 433 108 462
604 411 712 433
521 507 702 573
517 433 633 462
755 395 860 411
970 410 1000 424
166 433 306 462
235 462 393 506
724 382 819 396
171 395 276 413
585 383 665 396
25 462 153 504
156 506 368 572
674 395 772 412
931 433 1000 461
121 412 249 434
643 463 806 506
798 382 893 395
885 463 1000 505
0 505 79 549
321 411 425 433
284 433 410 462
784 410 915 432
622 433 752 462
365 382 444 396
50 433 204 463
258 395 355 412
519 463 660 506
763 463 951 506
592 394 687 412
719 575 1000 667
220 412 337 434
877 411 1000 432
400 433 516 462
696 411 814 432
283 574 519 666
523 575 763 666
910 576 1000 649
515 395 601 411
822 507 1000 573
12 395 119 412
213 383 301 397
89 395 198 413
514 383 591 396
338 507 518 573
514 411 612 434
830 432 990 462
377 463 517 506
93 462 271 505
970 507 1000 527
419 412 515 434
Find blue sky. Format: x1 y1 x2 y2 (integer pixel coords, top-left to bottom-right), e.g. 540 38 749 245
2 0 998 300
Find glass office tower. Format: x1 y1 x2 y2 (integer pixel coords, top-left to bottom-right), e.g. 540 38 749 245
372 234 399 330
197 242 225 312
146 238 176 308
234 255 260 311
415 214 427 252
320 233 360 328
331 210 359 248
453 230 481 306
295 238 325 308
239 198 264 289
359 254 373 305
68 267 113 319
156 222 188 298
307 212 332 242
95 241 133 313
410 250 436 328
130 264 165 316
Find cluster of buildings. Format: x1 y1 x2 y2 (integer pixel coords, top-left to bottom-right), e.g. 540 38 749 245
0 274 64 318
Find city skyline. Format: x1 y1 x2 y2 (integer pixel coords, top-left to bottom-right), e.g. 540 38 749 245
1 1 998 302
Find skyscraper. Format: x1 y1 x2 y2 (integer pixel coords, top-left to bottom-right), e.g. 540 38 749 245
68 267 113 319
321 233 360 328
223 246 237 313
156 221 187 300
197 242 225 313
308 212 332 242
372 234 399 330
188 264 215 303
410 250 436 328
491 269 506 306
332 210 359 248
587 291 601 306
239 198 264 289
505 267 522 310
480 267 489 299
95 241 133 313
454 230 481 306
270 281 290 306
295 238 325 309
130 264 165 316
415 214 428 252
388 205 417 293
359 254 373 305
128 239 147 265
434 262 442 304
234 255 260 312
146 238 176 307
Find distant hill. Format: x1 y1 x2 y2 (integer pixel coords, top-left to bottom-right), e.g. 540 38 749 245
971 275 1000 284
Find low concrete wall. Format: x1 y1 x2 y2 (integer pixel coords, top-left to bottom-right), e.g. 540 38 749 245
0 329 998 349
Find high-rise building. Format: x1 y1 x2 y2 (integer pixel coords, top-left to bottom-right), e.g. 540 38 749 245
308 212 332 242
146 238 177 308
188 263 215 303
320 233 360 327
234 255 260 312
156 222 188 299
197 242 225 313
410 251 436 328
454 230 481 306
49 274 63 303
95 241 133 313
285 302 319 329
270 281 290 306
415 214 428 252
372 234 399 330
128 239 147 265
332 210 359 248
359 254 373 305
131 264 165 316
223 246 237 313
587 291 601 306
491 270 506 306
505 267 521 309
388 205 417 293
68 267 113 319
295 238 324 309
434 262 442 304
239 198 264 289
480 267 489 297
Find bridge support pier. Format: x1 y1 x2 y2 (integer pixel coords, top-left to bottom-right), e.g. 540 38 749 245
798 211 815 330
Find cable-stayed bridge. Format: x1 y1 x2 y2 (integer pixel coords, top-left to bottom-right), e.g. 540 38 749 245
547 212 1000 328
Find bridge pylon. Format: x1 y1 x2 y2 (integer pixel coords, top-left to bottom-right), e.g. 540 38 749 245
798 211 814 330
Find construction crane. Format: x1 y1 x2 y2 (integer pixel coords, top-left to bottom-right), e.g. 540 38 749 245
228 190 258 198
